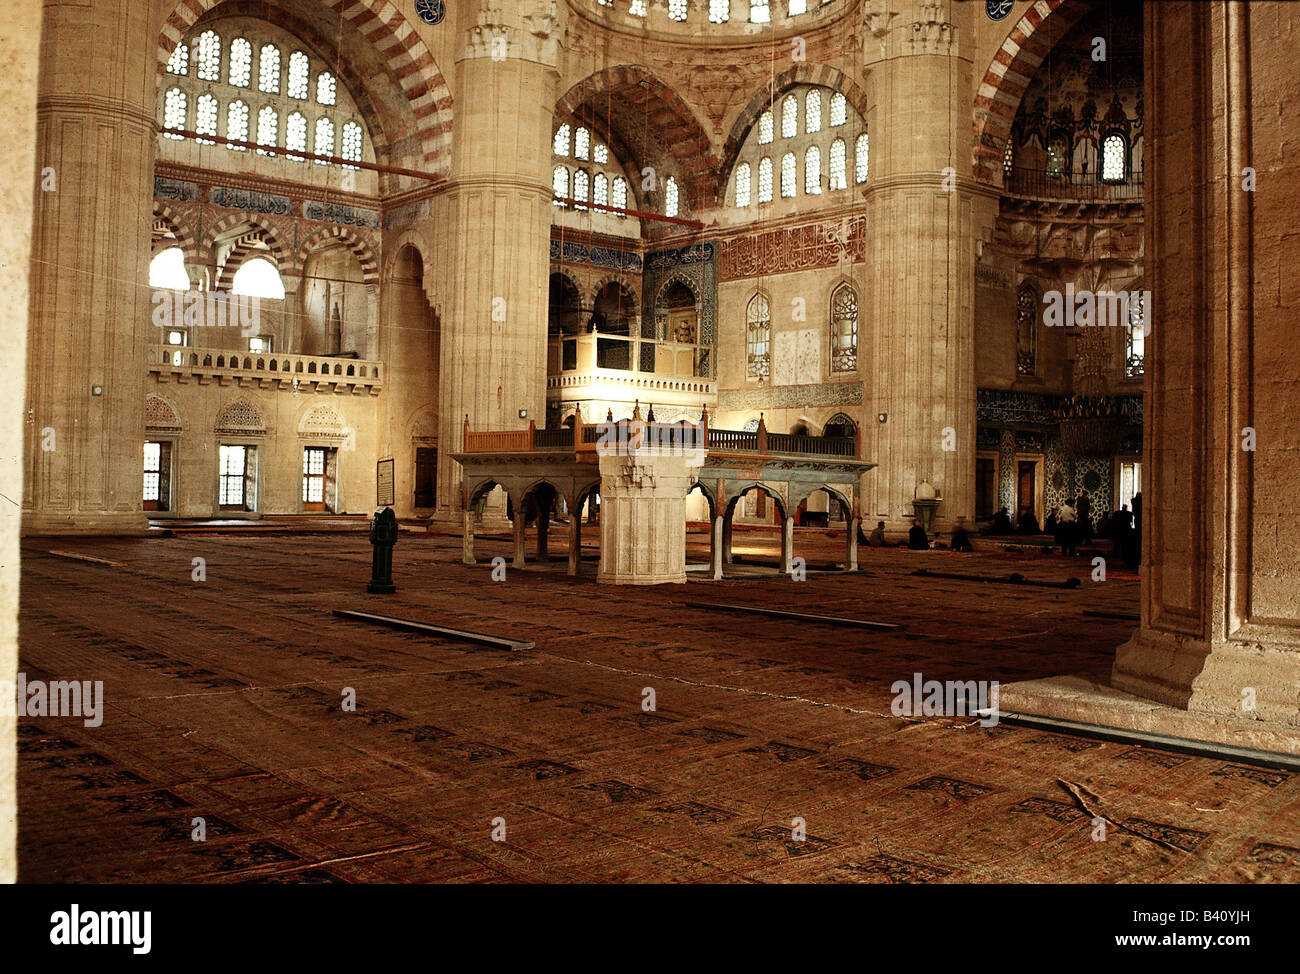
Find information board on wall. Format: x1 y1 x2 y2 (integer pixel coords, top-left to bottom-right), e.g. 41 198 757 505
376 458 395 507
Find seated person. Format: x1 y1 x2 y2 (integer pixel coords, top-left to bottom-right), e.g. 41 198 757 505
1017 510 1041 534
987 507 1014 535
867 520 887 547
908 519 930 550
950 524 974 552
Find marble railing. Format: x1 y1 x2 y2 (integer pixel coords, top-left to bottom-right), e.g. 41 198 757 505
148 345 383 393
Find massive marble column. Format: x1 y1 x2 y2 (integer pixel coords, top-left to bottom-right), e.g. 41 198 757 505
1 0 43 887
861 1 979 530
1112 1 1300 736
434 3 561 518
23 0 156 534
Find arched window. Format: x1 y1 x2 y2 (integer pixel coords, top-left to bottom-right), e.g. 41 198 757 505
232 257 285 300
195 30 221 82
226 100 249 150
612 176 628 215
709 0 730 23
313 117 334 163
287 51 310 99
163 88 187 139
149 247 190 291
790 0 809 14
758 157 773 203
746 294 771 379
575 127 590 161
594 172 609 208
758 110 773 145
629 0 647 14
780 152 796 198
1003 137 1015 176
552 166 569 206
830 92 847 127
1125 289 1145 378
781 96 798 139
285 112 307 161
196 93 219 144
573 169 590 210
553 123 571 156
829 138 846 190
804 145 821 195
1046 133 1069 178
734 161 752 207
1016 282 1037 376
341 121 363 169
855 132 869 183
830 283 858 373
1102 132 1127 182
228 38 252 87
166 42 189 76
593 142 608 164
256 106 278 156
665 176 679 217
805 89 822 134
316 72 336 106
750 0 770 24
669 0 688 21
258 44 280 94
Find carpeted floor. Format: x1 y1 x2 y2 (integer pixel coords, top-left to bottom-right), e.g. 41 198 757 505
16 528 1300 882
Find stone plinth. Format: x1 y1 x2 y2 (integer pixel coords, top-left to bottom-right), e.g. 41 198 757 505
597 448 706 585
999 675 1300 759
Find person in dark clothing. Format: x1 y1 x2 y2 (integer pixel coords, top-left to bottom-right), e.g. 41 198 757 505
950 524 973 552
1045 507 1059 535
908 519 930 550
1078 491 1093 542
988 507 1014 535
1122 493 1142 569
868 521 887 547
1017 511 1041 534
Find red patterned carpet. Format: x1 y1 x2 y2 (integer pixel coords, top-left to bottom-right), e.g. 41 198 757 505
17 529 1300 882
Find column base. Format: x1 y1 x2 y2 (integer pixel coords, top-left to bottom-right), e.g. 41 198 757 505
22 511 151 536
1113 627 1300 729
997 673 1300 759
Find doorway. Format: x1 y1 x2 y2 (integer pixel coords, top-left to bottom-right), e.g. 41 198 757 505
414 446 437 509
302 446 337 513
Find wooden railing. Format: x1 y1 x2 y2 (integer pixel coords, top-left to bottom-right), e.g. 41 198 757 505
1002 165 1144 203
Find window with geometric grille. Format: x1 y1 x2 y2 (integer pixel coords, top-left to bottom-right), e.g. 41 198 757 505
855 132 869 183
664 176 679 217
1101 132 1126 182
256 106 278 156
287 51 310 99
1125 289 1145 378
163 88 187 139
229 38 252 87
341 121 363 169
830 283 857 373
829 138 846 190
829 91 846 126
302 446 332 510
285 112 307 161
314 117 334 163
758 110 773 145
709 0 730 24
747 293 771 380
226 100 249 149
804 145 821 195
196 30 221 82
781 152 796 198
781 96 798 139
1016 281 1037 376
758 157 773 203
258 44 280 94
750 0 770 24
805 89 821 134
196 94 219 144
167 43 189 76
143 441 171 511
734 162 752 207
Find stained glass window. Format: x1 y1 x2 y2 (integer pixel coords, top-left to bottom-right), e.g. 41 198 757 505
747 294 771 379
831 284 857 372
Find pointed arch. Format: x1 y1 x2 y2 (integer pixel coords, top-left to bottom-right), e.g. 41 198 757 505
201 212 295 279
972 0 1094 185
156 0 453 172
721 63 871 203
297 225 380 287
555 65 718 205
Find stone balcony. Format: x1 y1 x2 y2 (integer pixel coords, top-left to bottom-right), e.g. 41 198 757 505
546 331 716 409
147 344 384 395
